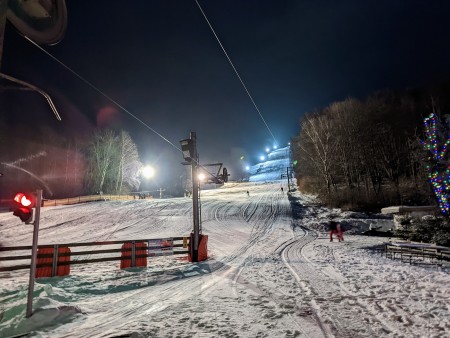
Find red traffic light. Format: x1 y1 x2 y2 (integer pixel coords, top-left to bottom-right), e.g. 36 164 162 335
13 193 35 207
12 192 35 224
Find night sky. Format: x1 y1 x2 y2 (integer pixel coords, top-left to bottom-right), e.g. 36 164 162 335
2 0 450 186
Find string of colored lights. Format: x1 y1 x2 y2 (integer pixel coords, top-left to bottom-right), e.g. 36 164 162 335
422 112 450 215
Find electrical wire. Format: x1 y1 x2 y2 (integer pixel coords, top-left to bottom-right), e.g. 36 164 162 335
194 0 277 144
23 36 224 181
23 36 182 154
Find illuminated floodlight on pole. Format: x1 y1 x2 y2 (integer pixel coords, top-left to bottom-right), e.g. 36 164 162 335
198 172 206 181
142 165 155 179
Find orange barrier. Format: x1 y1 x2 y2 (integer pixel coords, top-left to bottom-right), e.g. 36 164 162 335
1 237 188 274
188 233 208 262
198 235 208 262
36 246 71 278
120 241 148 269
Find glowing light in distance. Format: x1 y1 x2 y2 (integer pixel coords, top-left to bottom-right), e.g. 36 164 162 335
265 147 270 152
142 165 155 178
273 145 278 149
245 165 250 171
240 155 244 160
198 173 206 181
260 155 265 161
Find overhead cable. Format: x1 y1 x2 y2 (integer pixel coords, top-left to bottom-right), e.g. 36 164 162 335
23 36 223 180
194 0 277 144
23 36 182 154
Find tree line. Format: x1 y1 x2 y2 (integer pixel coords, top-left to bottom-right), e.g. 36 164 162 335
0 123 143 202
292 84 450 211
84 129 142 195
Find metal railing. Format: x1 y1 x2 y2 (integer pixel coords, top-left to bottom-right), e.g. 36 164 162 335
383 242 450 267
0 237 189 273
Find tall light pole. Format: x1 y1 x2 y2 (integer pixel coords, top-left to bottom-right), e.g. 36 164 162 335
180 132 200 262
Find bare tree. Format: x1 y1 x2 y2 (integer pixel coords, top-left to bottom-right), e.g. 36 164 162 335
85 129 117 194
114 131 142 193
293 88 434 210
298 111 336 193
85 129 142 194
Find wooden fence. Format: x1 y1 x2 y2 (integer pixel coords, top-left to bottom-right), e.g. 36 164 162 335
42 194 152 207
0 237 190 276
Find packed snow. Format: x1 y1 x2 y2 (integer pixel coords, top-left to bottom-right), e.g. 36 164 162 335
0 147 449 337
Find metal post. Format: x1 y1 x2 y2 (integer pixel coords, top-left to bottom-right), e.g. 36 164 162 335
131 240 136 267
52 244 59 277
287 168 291 192
191 132 200 262
26 189 42 318
0 0 8 70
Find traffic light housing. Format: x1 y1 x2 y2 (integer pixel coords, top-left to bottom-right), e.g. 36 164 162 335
180 139 194 162
12 192 35 224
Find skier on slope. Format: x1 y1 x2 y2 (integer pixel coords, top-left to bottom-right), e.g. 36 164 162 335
329 216 343 242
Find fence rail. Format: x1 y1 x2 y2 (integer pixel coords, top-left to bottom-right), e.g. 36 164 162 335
383 242 450 267
0 237 189 273
42 194 152 207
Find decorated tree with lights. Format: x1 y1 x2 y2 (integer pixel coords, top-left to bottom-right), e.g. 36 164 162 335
422 112 450 216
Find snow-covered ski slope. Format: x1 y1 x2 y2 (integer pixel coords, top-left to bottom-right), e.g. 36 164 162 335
249 147 290 182
0 147 449 337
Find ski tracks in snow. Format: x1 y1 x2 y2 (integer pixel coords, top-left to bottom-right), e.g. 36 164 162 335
280 227 397 337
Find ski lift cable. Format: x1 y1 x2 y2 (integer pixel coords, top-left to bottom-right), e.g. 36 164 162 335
194 0 277 144
24 37 226 181
23 36 182 154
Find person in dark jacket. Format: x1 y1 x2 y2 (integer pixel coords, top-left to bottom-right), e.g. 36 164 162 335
329 218 343 242
329 220 338 241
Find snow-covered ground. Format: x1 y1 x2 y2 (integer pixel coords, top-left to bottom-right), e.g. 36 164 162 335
0 147 449 337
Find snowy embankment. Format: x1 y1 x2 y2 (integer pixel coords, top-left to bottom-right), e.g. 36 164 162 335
0 147 449 337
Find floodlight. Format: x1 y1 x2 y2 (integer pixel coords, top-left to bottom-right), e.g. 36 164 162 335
142 166 155 178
